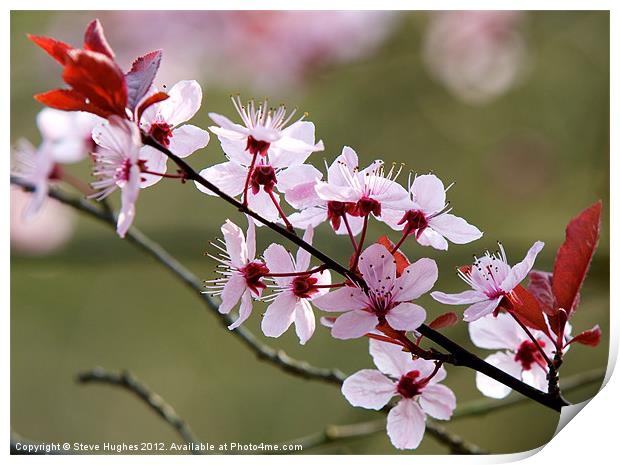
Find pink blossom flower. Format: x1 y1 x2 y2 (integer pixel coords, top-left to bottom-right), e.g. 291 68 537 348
286 147 368 235
423 11 526 105
342 339 456 450
139 80 210 186
382 174 482 250
10 186 76 255
314 146 408 221
197 101 323 223
205 216 269 330
313 244 435 339
36 108 101 163
469 313 571 398
261 227 331 344
431 241 545 322
11 139 57 218
90 117 143 238
208 96 324 160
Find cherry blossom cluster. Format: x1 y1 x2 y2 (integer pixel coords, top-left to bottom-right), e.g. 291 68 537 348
13 19 603 452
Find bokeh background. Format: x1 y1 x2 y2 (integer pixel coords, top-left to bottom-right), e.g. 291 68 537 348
10 11 609 454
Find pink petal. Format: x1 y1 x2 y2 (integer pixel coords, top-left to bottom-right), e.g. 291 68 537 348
228 290 253 330
295 226 314 272
221 220 247 267
393 258 438 301
117 165 140 238
263 243 295 287
429 213 482 244
411 174 446 214
463 297 503 322
314 181 358 203
387 399 426 450
341 369 396 410
369 339 416 378
522 363 548 393
218 136 251 164
312 286 367 312
196 161 246 197
431 289 487 305
294 299 316 345
288 207 327 230
261 292 297 338
419 384 456 420
137 146 168 188
169 124 210 158
311 269 332 299
416 228 449 250
386 303 426 331
247 188 280 223
476 352 523 399
358 244 396 291
327 146 359 187
500 241 545 292
269 121 320 166
245 215 256 260
219 273 246 314
468 313 522 350
160 80 202 126
283 182 323 210
331 310 378 340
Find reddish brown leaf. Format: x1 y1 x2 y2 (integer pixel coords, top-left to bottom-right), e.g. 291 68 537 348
83 19 115 59
34 89 108 118
566 325 602 348
509 285 550 336
126 50 163 111
28 34 73 65
429 312 458 330
62 49 127 118
136 91 168 123
528 270 555 315
377 235 410 275
552 201 602 317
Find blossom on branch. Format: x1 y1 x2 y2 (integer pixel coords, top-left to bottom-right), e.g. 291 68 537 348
382 174 482 250
342 339 456 450
431 241 544 322
314 244 435 339
469 313 571 398
90 116 143 237
261 227 331 344
205 216 268 330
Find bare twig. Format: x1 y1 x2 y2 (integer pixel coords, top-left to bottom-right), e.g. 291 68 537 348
77 367 201 453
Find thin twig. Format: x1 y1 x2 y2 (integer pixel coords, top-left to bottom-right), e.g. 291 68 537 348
77 367 201 453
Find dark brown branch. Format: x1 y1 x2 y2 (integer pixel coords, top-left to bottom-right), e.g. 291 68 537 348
77 367 201 453
142 135 570 413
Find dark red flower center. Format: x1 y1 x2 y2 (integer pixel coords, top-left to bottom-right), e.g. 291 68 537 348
250 164 277 194
48 164 63 181
291 275 319 299
327 201 356 230
149 121 173 148
399 209 429 238
396 370 423 398
240 261 270 296
514 340 547 370
353 196 381 217
246 135 271 157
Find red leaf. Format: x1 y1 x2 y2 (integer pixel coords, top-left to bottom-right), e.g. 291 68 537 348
429 312 458 330
83 19 115 59
136 91 168 123
509 285 550 336
62 49 127 118
566 325 602 348
528 270 555 315
552 201 602 317
34 89 108 118
28 34 73 65
126 50 163 111
377 235 410 275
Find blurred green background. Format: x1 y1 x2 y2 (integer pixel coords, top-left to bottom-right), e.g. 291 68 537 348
11 11 609 454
